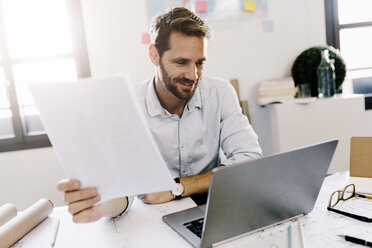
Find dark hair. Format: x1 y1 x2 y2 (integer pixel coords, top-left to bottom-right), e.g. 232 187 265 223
150 7 211 57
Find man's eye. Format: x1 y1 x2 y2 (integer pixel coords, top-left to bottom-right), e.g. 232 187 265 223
196 61 205 66
176 61 187 65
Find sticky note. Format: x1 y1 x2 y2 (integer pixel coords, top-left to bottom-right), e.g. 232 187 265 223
183 0 190 7
244 0 256 12
196 0 208 13
262 20 274 33
141 32 151 45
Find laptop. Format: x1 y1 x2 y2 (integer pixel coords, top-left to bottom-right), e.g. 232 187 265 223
162 140 338 248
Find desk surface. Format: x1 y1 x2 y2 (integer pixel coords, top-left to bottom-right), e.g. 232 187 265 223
12 173 372 248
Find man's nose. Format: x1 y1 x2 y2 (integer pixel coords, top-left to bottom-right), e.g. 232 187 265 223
185 64 198 81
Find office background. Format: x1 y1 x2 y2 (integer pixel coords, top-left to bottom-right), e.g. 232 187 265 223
1 0 372 210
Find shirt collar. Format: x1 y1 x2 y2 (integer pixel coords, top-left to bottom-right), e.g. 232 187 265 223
188 85 202 110
146 78 165 117
145 78 202 118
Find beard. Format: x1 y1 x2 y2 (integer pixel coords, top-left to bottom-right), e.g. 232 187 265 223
159 60 199 100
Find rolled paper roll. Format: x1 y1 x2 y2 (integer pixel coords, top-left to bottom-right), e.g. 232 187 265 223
0 203 17 227
0 198 53 248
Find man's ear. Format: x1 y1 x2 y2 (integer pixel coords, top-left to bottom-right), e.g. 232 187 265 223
149 44 160 66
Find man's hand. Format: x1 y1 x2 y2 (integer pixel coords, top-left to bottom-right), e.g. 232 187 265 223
138 191 174 204
57 179 127 223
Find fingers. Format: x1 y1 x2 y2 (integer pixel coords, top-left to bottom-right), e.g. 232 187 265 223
68 195 101 215
72 203 106 223
137 194 151 204
57 178 105 223
137 191 174 204
64 187 98 204
57 179 81 192
137 194 145 201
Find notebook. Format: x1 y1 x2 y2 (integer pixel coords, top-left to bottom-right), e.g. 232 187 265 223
163 140 338 248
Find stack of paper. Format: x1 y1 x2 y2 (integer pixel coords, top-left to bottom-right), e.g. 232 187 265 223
257 77 297 105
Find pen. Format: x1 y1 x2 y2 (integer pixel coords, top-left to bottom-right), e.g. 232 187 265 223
298 221 306 248
356 193 372 200
51 219 60 248
339 235 372 247
288 224 293 248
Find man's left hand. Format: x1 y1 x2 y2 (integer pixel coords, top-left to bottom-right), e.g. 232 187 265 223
138 191 174 204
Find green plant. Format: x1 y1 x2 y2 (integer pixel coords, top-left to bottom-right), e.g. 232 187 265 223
291 46 346 97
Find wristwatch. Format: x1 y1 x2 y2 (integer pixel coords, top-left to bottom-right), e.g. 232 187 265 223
171 178 184 200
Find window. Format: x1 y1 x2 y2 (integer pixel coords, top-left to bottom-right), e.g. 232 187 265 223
325 0 372 85
0 0 90 152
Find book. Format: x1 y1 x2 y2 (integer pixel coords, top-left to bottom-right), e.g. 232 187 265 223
257 77 297 105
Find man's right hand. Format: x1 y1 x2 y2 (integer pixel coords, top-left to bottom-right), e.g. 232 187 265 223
57 179 128 223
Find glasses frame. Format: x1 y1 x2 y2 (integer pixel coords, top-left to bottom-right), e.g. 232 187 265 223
327 184 372 223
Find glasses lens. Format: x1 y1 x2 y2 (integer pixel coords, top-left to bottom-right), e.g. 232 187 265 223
330 191 340 207
343 184 355 200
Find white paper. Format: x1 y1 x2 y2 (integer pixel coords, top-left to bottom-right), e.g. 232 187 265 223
349 176 372 195
13 197 196 248
29 74 176 203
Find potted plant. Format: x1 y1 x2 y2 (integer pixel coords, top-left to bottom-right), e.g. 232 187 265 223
291 46 346 97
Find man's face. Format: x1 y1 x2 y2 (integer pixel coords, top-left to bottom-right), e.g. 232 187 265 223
157 32 207 100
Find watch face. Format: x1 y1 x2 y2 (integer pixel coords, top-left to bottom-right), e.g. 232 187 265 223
171 183 184 196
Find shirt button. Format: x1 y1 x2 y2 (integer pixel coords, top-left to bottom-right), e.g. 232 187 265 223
181 145 184 149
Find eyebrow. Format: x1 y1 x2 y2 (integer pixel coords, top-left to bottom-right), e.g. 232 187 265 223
170 57 206 63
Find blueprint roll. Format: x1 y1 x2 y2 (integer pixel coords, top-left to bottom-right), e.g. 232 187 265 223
0 198 53 248
0 203 17 226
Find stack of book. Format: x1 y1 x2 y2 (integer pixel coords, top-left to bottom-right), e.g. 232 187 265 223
257 77 297 105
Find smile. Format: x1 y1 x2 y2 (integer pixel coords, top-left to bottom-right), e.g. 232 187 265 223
177 82 195 90
178 82 194 86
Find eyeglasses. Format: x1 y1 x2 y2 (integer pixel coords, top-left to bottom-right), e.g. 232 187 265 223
327 184 372 223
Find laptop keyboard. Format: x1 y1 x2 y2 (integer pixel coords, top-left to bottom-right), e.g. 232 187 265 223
183 218 204 238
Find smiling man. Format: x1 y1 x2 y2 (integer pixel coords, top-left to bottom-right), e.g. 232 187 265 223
57 7 262 223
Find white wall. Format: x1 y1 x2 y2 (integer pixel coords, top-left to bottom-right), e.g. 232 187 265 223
79 0 153 81
0 147 65 210
364 111 372 136
1 0 368 210
205 0 327 154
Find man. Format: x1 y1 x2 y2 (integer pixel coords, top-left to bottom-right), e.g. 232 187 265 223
57 7 262 223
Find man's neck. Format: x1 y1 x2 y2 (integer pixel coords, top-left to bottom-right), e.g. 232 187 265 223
154 79 187 118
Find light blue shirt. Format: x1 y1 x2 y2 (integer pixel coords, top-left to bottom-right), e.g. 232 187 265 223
135 76 262 178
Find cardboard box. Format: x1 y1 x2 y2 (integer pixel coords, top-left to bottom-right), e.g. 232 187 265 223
350 137 372 194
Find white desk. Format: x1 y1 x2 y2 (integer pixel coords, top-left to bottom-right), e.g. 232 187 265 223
12 173 372 248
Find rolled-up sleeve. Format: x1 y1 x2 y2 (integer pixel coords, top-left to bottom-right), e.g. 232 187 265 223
219 83 262 165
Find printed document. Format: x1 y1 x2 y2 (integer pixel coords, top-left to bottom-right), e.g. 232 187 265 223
29 75 176 202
